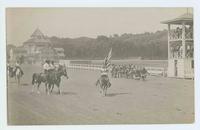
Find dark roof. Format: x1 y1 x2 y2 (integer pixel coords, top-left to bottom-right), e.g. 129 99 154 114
23 28 51 46
161 13 193 25
31 28 45 38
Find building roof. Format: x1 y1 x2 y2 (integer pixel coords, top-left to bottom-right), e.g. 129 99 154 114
161 13 193 25
23 28 51 46
31 28 45 38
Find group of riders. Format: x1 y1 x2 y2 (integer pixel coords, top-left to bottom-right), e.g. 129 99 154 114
31 60 68 94
43 60 57 74
7 60 58 78
7 61 24 78
110 64 149 80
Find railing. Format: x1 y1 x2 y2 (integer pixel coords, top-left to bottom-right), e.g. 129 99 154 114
67 64 102 71
145 67 167 77
66 63 167 77
169 28 193 40
185 28 193 40
169 29 182 40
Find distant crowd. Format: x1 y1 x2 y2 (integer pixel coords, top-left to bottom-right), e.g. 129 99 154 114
169 26 193 40
110 64 149 80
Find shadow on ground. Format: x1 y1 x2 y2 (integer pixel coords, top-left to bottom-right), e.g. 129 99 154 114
50 91 77 95
106 92 130 97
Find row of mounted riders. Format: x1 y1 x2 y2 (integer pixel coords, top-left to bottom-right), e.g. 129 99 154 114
8 64 69 94
110 64 149 80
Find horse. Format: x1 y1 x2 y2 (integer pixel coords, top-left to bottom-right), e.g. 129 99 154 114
32 72 49 94
7 66 15 78
47 65 69 95
96 75 111 96
134 69 141 80
127 69 135 79
133 68 149 81
140 68 149 81
15 67 23 86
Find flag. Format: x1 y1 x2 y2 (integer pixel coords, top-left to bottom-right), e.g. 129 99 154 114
103 48 112 68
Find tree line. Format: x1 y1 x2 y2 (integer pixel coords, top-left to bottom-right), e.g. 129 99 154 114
50 30 168 60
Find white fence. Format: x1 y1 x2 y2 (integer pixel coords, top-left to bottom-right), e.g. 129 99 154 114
65 63 167 77
67 64 102 71
145 67 167 77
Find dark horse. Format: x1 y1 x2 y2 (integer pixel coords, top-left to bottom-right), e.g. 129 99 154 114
7 66 24 85
140 68 149 81
96 75 111 96
47 65 69 94
134 68 149 81
32 72 49 94
32 65 68 94
7 66 15 78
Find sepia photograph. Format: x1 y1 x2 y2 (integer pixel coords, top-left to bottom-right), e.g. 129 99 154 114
6 7 194 125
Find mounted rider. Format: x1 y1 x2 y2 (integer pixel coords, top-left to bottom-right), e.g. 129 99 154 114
99 48 112 87
49 60 56 72
14 61 24 76
98 65 111 87
140 67 148 77
43 60 50 74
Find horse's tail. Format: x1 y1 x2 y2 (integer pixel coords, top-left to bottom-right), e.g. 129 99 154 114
32 73 36 85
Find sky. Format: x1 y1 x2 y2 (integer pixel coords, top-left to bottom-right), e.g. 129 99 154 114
6 7 192 46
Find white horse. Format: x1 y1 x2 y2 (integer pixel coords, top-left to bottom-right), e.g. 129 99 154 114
15 67 23 86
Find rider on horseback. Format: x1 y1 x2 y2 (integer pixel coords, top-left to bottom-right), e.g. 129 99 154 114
49 60 56 72
14 61 24 76
99 65 111 87
43 60 50 74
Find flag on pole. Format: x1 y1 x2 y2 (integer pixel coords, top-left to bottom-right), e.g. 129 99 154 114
103 48 112 68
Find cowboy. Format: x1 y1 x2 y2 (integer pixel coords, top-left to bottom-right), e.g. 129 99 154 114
43 60 50 74
99 66 111 87
14 61 24 76
49 60 56 72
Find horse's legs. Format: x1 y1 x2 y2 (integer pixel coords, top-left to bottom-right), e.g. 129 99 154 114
31 83 36 92
50 84 54 93
45 83 48 94
31 84 35 93
17 76 20 86
96 80 102 94
102 85 107 96
105 87 107 96
47 83 51 95
99 84 102 94
57 83 61 94
37 82 41 94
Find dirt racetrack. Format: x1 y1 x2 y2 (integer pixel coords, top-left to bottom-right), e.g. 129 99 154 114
7 65 194 125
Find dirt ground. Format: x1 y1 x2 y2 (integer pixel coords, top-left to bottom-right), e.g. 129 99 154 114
7 65 194 125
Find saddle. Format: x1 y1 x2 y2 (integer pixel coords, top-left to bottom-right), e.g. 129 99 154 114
99 75 111 88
